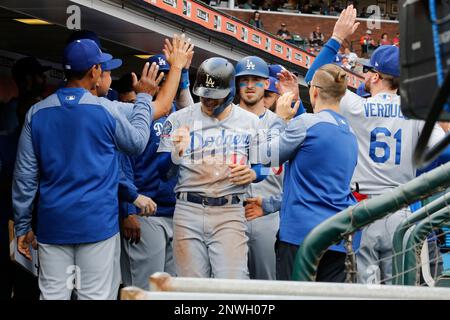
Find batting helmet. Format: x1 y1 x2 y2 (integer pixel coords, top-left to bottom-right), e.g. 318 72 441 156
193 57 235 99
235 56 269 79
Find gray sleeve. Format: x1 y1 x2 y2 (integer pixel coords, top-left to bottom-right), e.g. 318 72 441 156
99 98 134 120
12 111 39 237
262 193 282 215
260 116 308 166
101 93 153 156
157 113 179 153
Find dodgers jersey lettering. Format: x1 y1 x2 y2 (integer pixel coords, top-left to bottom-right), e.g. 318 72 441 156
157 103 261 198
340 91 445 195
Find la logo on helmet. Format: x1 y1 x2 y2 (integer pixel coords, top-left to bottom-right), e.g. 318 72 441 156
205 74 215 88
158 57 166 66
246 59 255 70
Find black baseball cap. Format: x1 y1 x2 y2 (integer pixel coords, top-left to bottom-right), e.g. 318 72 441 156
11 57 51 81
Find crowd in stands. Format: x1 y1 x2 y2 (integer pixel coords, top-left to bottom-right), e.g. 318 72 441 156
249 12 400 71
209 0 399 21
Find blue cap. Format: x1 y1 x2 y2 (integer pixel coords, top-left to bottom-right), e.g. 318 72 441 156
356 83 371 98
266 77 279 94
147 54 170 72
235 56 269 79
101 58 122 71
63 39 111 72
366 45 400 77
268 64 285 79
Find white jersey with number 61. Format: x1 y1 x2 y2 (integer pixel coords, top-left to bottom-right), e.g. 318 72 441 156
340 91 445 196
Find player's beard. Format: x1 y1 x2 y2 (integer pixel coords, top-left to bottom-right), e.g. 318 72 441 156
364 79 371 94
240 90 263 107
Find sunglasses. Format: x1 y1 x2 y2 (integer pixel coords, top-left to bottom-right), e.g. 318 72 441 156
362 66 384 79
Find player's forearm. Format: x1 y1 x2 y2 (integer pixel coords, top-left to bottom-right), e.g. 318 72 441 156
109 93 153 156
305 38 341 83
154 66 183 119
176 88 194 110
13 118 39 237
262 194 282 215
175 69 193 109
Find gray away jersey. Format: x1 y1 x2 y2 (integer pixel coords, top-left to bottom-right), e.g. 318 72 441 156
157 103 261 198
243 109 284 203
340 91 445 195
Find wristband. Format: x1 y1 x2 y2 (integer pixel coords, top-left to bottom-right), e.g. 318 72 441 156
331 35 344 45
180 69 190 90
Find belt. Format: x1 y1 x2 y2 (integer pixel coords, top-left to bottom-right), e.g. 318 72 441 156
176 192 241 206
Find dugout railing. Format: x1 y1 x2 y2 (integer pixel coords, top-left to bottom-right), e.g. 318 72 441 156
292 162 450 282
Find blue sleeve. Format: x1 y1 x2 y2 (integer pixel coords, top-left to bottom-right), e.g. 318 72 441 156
251 163 267 183
118 153 138 204
294 101 306 117
305 39 341 83
262 194 283 215
12 112 39 237
157 152 179 182
260 116 308 166
101 93 153 156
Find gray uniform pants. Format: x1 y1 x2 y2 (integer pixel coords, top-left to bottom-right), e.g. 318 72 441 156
38 233 121 300
173 199 249 279
121 215 175 290
246 212 279 280
357 208 410 284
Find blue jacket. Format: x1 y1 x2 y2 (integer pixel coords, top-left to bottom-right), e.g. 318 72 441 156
120 111 178 217
261 110 359 252
13 87 153 244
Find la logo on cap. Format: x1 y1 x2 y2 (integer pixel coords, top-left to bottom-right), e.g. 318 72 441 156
205 74 215 88
375 62 379 67
246 59 255 70
158 57 166 66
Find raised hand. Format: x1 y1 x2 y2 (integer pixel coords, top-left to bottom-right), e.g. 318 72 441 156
275 92 300 122
276 70 300 101
163 34 195 70
332 5 360 42
132 62 164 96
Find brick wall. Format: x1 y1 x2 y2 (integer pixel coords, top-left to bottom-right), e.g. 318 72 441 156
222 9 399 56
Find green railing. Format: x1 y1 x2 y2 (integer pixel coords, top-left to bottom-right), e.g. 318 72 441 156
292 162 450 282
403 206 450 285
391 192 450 285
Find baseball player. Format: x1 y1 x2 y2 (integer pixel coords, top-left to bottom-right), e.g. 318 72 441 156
264 76 280 112
13 39 161 299
234 56 283 280
157 57 265 279
119 49 194 289
305 5 445 284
